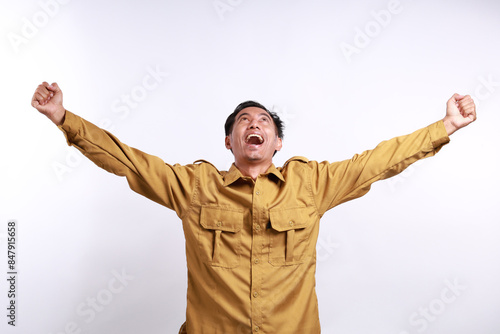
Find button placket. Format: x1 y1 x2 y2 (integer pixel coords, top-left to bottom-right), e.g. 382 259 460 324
250 180 264 332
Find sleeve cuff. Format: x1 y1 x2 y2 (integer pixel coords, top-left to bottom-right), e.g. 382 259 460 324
57 110 80 146
428 120 450 149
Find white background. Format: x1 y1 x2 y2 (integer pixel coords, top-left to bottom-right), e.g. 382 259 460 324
1 0 499 333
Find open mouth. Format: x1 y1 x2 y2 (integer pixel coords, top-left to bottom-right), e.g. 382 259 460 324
245 134 264 145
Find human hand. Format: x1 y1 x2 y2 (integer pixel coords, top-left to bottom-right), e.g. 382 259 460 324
31 82 66 126
442 94 476 136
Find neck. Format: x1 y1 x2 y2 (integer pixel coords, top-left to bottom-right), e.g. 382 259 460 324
234 161 272 180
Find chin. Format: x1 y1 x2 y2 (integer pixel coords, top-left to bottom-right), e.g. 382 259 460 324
245 153 266 161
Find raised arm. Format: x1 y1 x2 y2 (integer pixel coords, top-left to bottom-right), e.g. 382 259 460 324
311 93 477 214
31 82 197 216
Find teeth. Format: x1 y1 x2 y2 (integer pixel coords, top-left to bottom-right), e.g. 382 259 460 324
246 134 263 143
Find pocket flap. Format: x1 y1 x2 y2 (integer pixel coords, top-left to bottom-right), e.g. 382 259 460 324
269 207 309 232
200 206 243 233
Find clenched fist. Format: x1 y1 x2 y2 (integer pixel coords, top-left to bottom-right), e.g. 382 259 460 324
31 82 66 126
442 94 477 136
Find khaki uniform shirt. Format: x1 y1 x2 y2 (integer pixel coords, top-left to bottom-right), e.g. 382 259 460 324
58 111 450 334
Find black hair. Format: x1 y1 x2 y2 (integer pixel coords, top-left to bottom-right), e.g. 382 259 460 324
224 101 285 139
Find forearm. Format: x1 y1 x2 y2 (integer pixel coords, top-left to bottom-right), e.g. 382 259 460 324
58 110 142 176
57 111 195 211
315 120 450 212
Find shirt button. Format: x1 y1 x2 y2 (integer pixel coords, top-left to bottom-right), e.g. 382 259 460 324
255 191 261 195
253 292 259 298
289 221 294 227
255 225 261 231
254 258 260 264
254 326 260 332
217 221 222 227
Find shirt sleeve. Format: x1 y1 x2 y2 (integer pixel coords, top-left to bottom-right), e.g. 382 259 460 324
310 120 450 215
57 110 197 218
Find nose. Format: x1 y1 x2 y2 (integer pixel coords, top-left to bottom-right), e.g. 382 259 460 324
248 118 260 129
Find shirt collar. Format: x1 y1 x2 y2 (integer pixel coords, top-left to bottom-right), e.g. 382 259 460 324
223 163 285 186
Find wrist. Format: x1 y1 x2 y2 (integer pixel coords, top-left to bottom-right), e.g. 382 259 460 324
50 107 66 126
442 117 457 136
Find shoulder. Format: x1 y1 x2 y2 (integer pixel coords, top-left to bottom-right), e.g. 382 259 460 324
283 156 310 166
191 159 225 176
280 156 320 172
280 157 337 176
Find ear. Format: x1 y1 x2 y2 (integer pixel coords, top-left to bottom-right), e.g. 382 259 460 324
275 137 283 152
225 135 232 150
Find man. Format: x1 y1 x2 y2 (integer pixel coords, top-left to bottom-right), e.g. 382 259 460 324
32 81 476 334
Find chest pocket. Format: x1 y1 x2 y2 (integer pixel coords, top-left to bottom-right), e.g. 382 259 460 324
198 206 243 269
268 207 313 266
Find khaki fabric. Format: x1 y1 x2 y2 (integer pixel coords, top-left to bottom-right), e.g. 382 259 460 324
59 111 449 334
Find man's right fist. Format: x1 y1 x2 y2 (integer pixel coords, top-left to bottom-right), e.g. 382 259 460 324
31 82 66 126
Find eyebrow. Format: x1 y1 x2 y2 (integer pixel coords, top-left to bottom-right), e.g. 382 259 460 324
237 112 272 121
